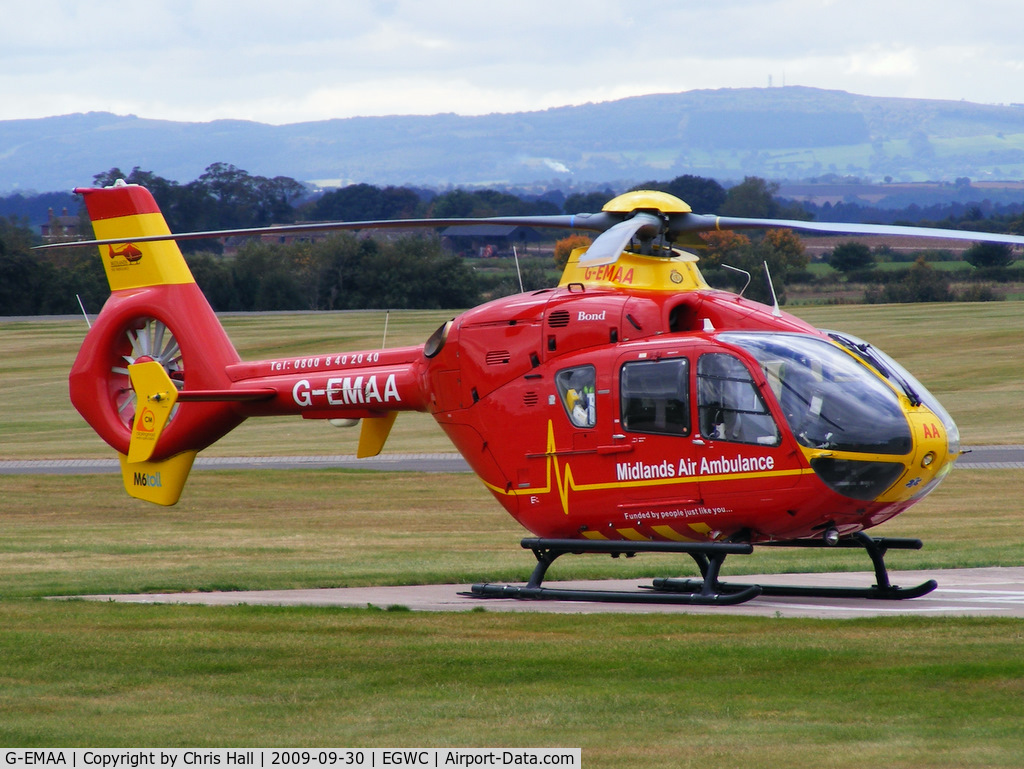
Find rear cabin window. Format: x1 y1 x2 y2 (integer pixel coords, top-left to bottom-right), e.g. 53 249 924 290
620 358 690 436
555 365 596 428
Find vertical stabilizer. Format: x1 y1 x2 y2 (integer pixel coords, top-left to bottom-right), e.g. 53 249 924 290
76 180 196 291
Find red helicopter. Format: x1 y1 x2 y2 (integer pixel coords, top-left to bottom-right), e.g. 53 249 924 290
61 182 1024 605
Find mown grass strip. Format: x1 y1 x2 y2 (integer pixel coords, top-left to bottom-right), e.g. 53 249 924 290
1 602 1023 768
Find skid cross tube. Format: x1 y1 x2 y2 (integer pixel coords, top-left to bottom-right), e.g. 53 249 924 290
468 533 937 606
651 532 938 601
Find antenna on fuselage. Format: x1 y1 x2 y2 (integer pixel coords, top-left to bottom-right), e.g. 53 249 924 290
722 264 751 297
76 294 92 328
763 261 783 317
513 246 524 293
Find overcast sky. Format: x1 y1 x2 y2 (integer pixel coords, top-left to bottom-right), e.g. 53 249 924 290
3 0 1023 125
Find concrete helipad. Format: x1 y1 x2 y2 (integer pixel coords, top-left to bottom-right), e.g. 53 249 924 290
77 566 1024 619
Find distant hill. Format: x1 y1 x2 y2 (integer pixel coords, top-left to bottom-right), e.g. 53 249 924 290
4 86 1024 194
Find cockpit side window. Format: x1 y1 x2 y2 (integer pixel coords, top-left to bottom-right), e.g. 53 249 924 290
697 353 780 446
620 358 690 436
555 365 596 428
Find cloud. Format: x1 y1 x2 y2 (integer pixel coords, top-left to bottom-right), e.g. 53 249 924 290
845 48 920 79
2 1 1024 123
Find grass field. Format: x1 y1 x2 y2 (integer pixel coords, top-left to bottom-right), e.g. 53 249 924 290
2 305 1024 764
2 466 1024 765
3 603 1022 766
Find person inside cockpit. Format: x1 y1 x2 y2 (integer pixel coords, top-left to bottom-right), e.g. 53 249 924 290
556 365 596 428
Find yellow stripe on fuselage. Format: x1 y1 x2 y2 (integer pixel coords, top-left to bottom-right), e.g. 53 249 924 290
650 525 699 542
479 421 812 522
482 454 812 518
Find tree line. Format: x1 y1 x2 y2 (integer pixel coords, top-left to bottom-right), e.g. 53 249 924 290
0 167 766 314
2 165 1023 315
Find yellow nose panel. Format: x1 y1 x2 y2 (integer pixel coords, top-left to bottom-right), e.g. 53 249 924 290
876 409 955 504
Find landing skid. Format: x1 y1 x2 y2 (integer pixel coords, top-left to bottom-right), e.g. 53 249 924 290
468 532 937 606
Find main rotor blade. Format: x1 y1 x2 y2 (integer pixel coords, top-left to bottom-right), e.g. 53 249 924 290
671 213 1024 247
40 189 1024 254
579 213 664 266
36 211 620 250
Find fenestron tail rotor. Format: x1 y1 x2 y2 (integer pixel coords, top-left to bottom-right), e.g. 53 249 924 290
111 317 185 433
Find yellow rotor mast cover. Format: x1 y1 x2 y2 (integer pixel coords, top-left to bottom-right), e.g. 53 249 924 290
601 190 693 216
558 190 710 292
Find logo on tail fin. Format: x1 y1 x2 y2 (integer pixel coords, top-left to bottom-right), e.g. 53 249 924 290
108 243 144 264
137 407 157 432
133 471 162 488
